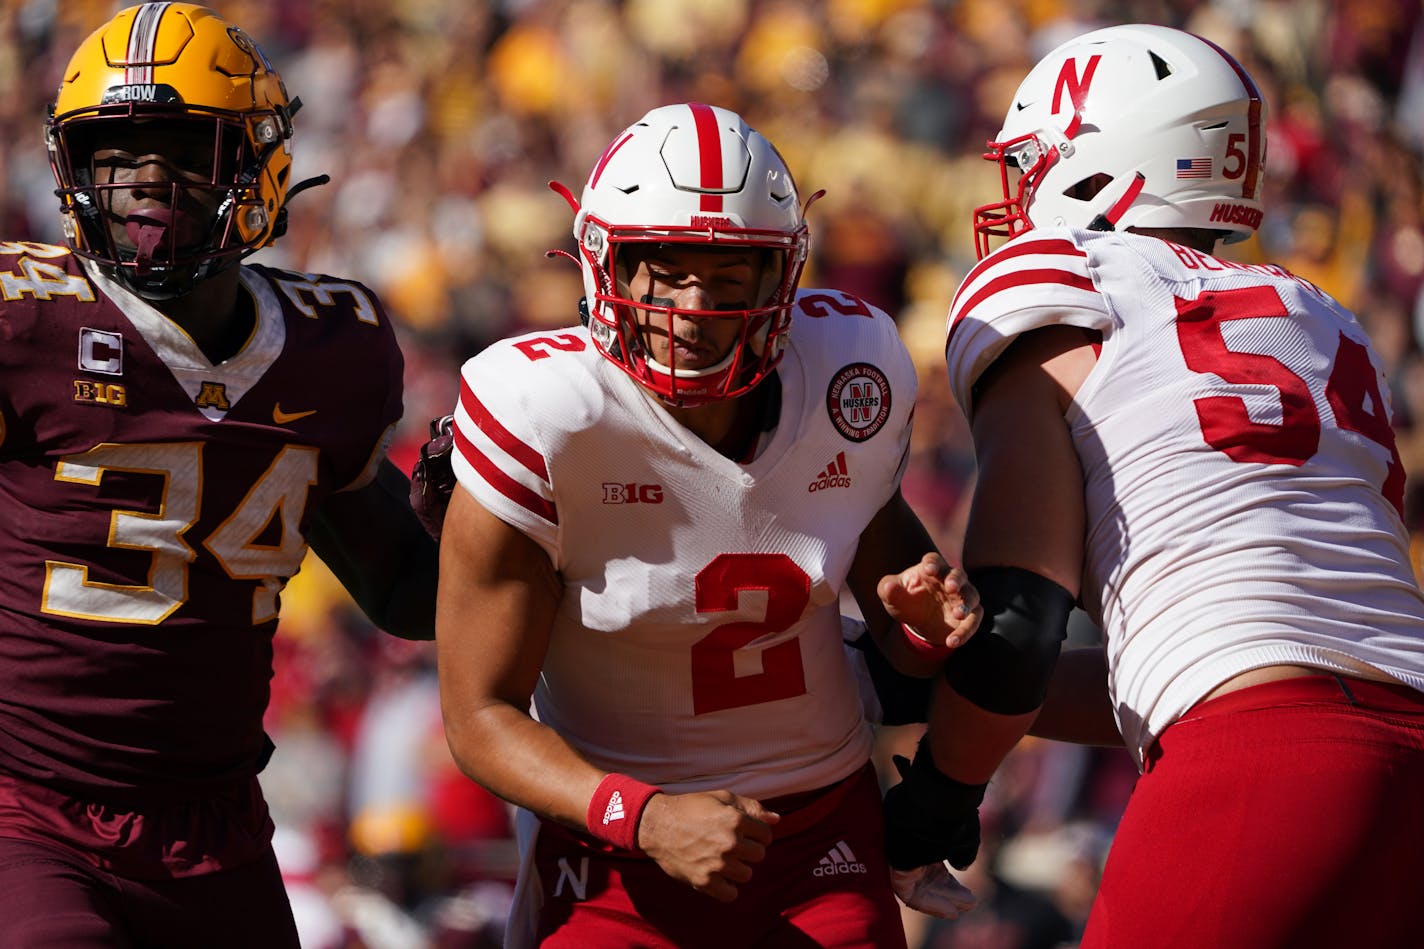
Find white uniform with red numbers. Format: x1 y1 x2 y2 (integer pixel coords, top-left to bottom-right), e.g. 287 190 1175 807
945 227 1424 768
450 288 914 799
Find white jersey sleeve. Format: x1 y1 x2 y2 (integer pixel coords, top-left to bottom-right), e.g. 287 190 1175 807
947 227 1424 768
449 290 917 799
946 233 1115 415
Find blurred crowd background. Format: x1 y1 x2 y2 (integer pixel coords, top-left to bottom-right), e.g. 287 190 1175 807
5 0 1424 946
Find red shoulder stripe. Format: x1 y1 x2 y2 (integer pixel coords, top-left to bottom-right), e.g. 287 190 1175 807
948 266 1097 351
452 422 558 526
960 237 1086 290
459 378 549 482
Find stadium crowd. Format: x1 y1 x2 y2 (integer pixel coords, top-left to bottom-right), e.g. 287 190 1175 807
3 1 1423 946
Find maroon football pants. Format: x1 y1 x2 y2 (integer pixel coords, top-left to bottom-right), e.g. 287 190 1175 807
0 836 298 948
1082 675 1424 949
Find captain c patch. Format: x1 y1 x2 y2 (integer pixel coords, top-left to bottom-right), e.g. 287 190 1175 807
78 327 123 375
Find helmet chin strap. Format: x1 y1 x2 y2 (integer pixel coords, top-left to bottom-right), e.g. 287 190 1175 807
1086 172 1148 232
645 346 738 381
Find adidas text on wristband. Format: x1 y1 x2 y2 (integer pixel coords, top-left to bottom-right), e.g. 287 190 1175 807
898 622 954 662
586 773 661 852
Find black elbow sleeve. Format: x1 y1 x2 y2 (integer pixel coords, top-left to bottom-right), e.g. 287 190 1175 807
944 566 1074 715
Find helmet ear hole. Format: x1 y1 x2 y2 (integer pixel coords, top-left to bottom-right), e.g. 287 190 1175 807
1065 173 1115 202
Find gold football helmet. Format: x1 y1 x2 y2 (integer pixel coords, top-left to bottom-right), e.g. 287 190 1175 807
46 3 312 297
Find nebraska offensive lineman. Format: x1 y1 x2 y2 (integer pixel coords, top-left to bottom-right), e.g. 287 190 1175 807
435 103 979 948
880 24 1424 949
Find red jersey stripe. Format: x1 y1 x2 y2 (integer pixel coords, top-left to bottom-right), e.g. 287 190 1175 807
453 423 559 526
459 378 550 482
960 237 1087 292
949 266 1099 349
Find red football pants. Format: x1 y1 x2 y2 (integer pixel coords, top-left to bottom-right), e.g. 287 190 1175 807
1082 675 1424 949
533 763 908 948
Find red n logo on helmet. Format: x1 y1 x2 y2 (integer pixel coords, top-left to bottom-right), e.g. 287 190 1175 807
1052 55 1101 139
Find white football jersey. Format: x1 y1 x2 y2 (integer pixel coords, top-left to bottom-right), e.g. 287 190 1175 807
947 228 1424 768
451 288 915 799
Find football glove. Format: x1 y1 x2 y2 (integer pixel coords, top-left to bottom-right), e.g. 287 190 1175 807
882 739 987 871
409 415 455 542
890 861 977 920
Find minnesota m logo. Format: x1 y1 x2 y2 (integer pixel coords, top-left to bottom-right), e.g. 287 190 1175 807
195 381 231 411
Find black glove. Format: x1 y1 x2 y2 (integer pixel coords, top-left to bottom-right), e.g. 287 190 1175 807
409 415 456 542
881 739 987 871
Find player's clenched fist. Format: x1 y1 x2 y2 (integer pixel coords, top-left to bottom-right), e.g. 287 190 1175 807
635 789 780 902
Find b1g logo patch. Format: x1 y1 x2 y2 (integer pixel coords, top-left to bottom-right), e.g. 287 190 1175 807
826 363 891 442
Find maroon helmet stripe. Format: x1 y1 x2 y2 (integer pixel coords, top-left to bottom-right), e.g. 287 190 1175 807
689 103 724 212
125 2 170 84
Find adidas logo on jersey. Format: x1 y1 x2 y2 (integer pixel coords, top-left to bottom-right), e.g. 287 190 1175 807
808 452 852 492
601 791 626 827
814 841 867 877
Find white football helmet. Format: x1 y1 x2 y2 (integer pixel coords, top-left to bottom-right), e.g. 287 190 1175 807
556 103 810 406
974 24 1267 258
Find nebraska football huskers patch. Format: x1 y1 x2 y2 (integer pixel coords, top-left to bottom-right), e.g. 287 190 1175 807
826 363 891 442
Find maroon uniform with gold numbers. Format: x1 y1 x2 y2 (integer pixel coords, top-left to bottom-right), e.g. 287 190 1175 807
0 240 403 876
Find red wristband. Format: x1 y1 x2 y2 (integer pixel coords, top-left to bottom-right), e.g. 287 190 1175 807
586 773 661 851
898 622 954 662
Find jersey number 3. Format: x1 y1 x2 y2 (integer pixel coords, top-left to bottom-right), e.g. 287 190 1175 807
43 443 316 625
1176 284 1404 516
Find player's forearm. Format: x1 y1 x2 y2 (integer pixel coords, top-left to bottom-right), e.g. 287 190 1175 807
873 621 953 678
360 529 439 639
310 458 439 639
442 698 606 831
848 491 959 678
925 678 1038 784
1028 646 1123 746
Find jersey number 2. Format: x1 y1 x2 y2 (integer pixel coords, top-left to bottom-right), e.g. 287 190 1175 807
690 553 810 715
1176 284 1404 515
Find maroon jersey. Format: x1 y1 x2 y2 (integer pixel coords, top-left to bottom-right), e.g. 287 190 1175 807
0 241 404 799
